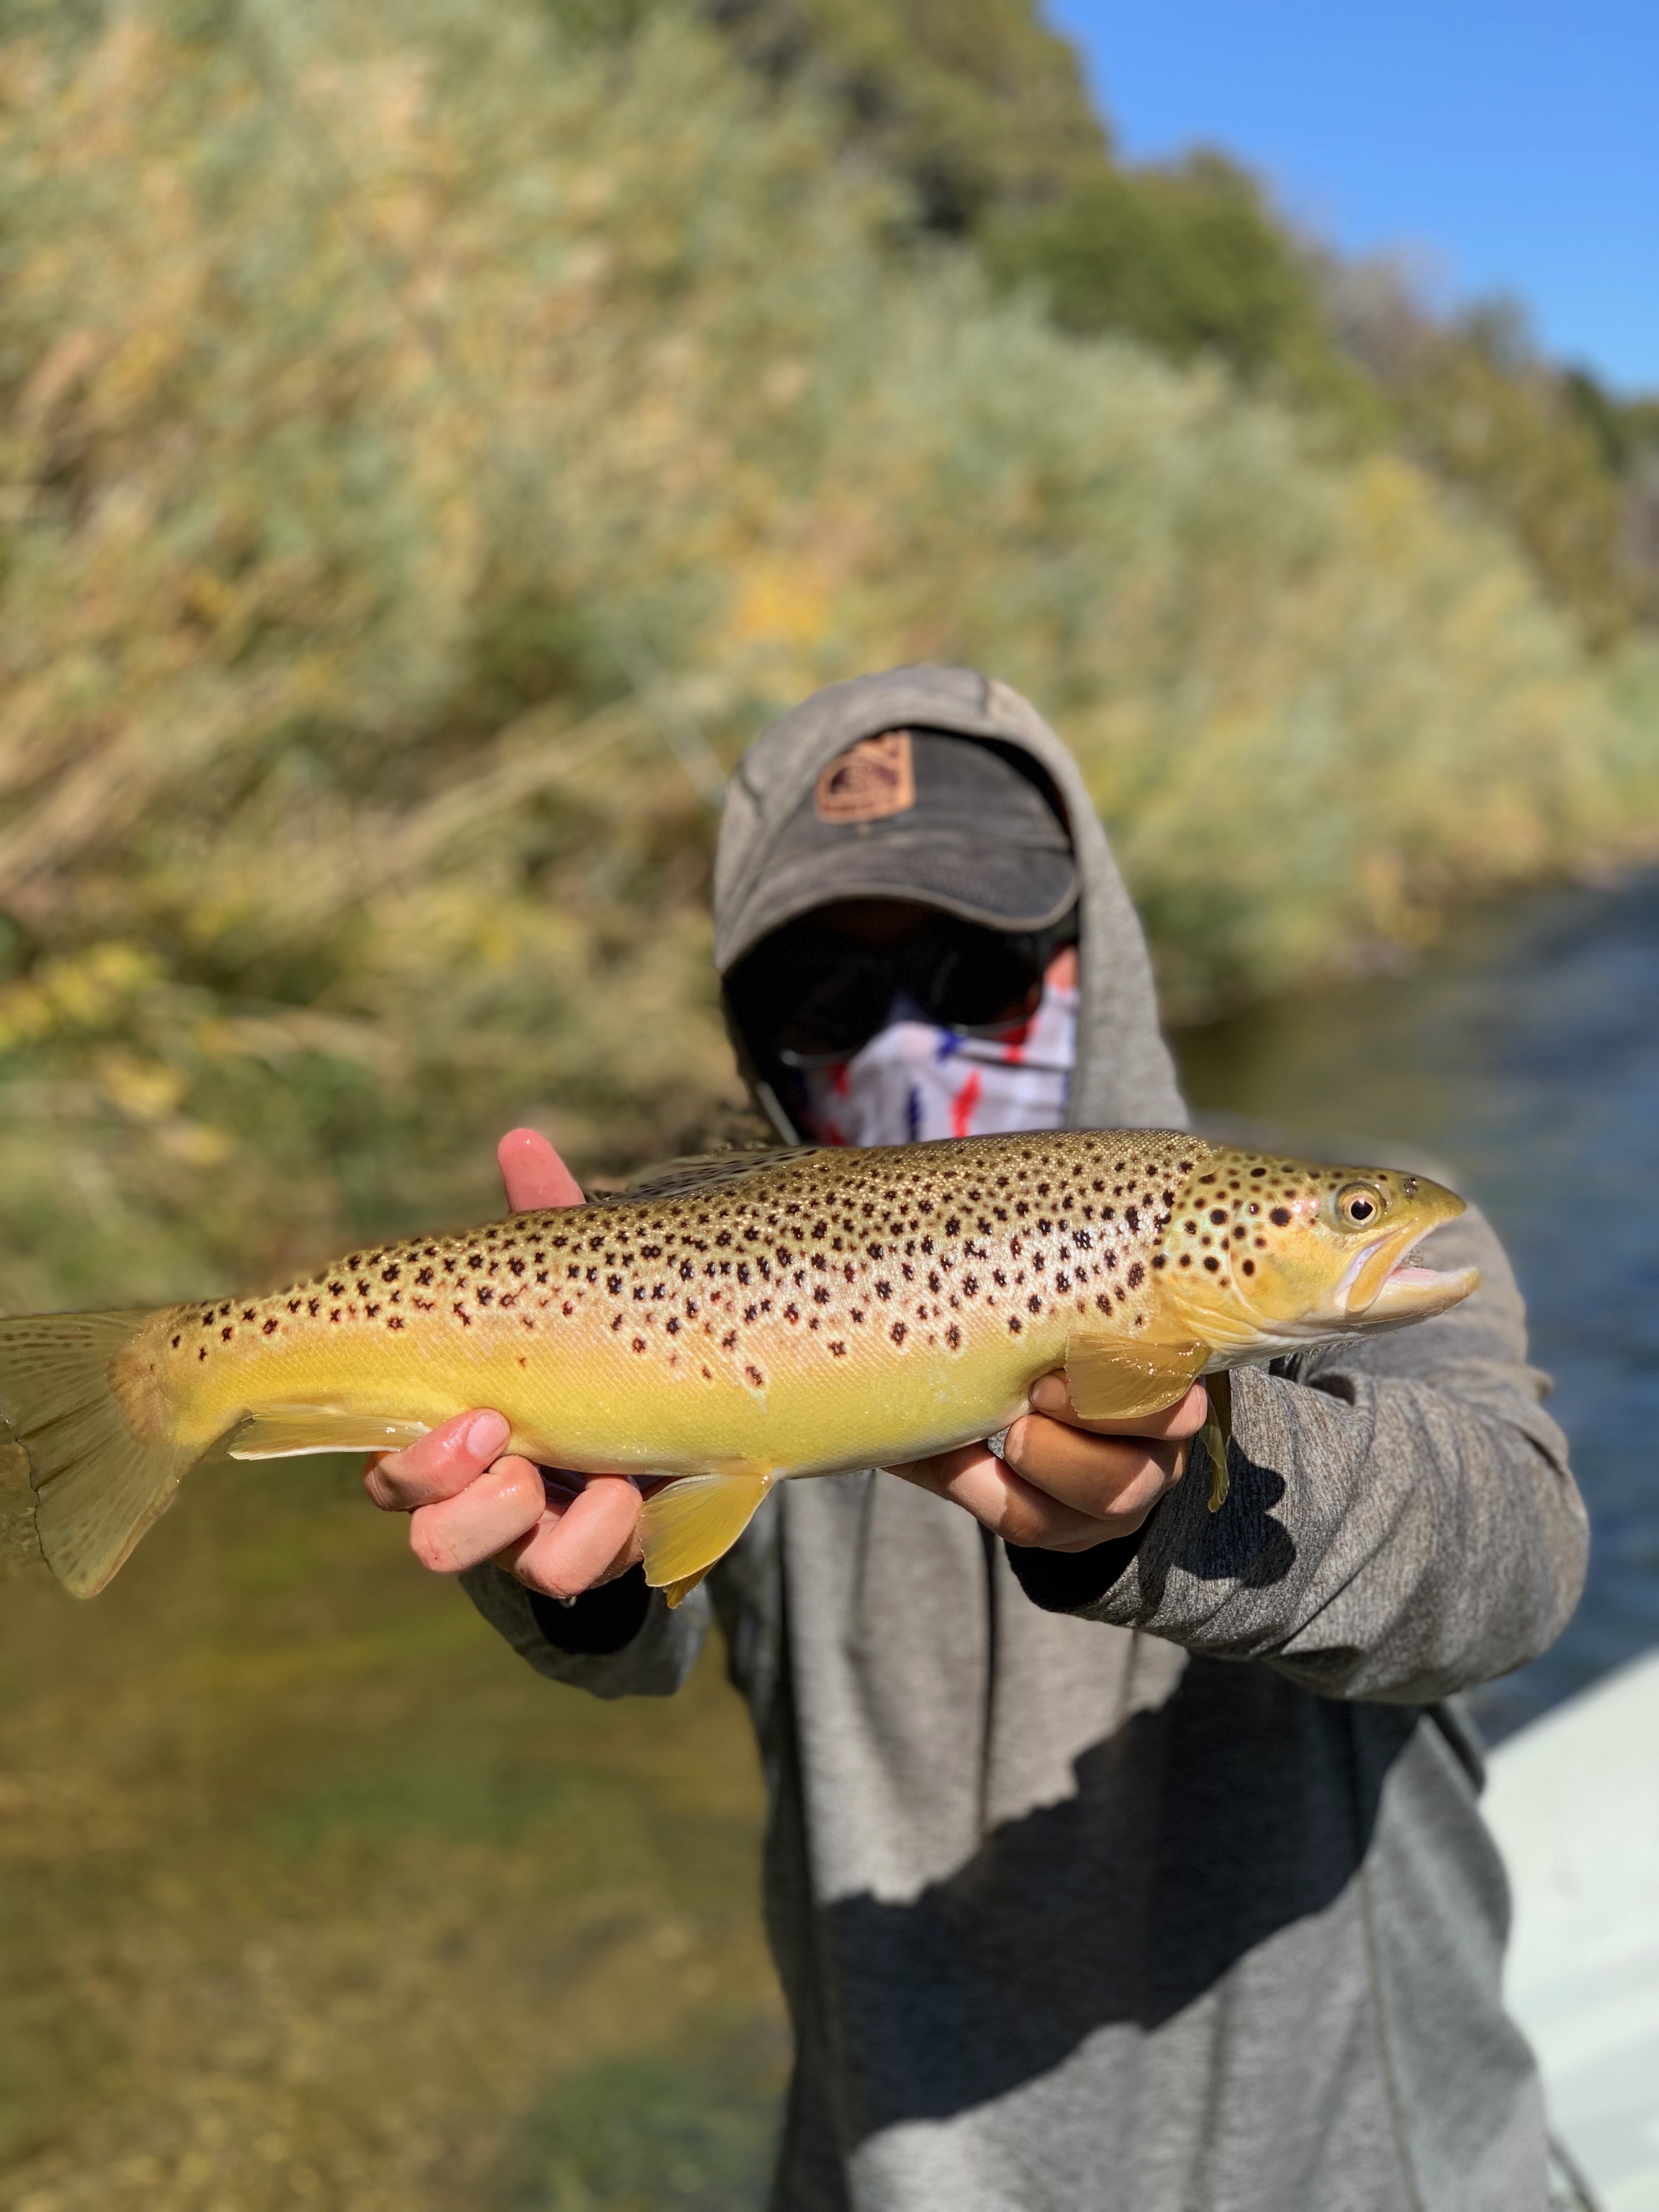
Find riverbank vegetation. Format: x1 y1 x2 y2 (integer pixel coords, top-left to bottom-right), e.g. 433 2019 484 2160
2 0 1656 1311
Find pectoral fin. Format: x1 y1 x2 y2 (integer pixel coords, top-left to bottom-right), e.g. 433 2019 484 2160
639 1470 774 1609
1063 1333 1208 1423
227 1408 432 1459
1199 1369 1233 1513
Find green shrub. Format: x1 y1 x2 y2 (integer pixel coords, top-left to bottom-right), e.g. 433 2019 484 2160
983 153 1377 431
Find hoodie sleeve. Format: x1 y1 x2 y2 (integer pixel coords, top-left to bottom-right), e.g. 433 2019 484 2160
1007 1200 1588 1703
458 1561 709 1700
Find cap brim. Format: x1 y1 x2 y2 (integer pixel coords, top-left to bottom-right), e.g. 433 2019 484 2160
729 832 1078 956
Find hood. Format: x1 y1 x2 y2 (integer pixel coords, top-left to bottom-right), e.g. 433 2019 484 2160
714 666 1187 1135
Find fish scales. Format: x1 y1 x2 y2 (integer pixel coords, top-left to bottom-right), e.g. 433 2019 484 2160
126 1131 1198 1481
0 1132 1479 1602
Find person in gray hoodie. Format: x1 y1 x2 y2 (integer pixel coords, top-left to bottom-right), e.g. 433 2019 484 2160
365 667 1588 2212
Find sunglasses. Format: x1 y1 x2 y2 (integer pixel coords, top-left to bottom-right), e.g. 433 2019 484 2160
727 911 1074 1070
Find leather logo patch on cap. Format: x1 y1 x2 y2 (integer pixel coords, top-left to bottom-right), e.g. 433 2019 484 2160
814 732 916 825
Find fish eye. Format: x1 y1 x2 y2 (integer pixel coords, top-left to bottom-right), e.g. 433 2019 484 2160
1335 1182 1385 1230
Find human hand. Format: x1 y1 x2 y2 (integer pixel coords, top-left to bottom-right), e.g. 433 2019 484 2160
887 1373 1207 1552
361 1128 647 1599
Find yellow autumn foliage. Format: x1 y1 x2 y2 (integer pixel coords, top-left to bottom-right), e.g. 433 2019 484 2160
0 0 1654 1305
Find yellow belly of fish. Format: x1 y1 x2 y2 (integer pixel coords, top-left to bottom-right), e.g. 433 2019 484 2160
121 1302 1079 1607
133 1300 1071 1482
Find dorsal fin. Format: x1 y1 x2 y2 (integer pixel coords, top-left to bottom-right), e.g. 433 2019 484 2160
592 1145 824 1205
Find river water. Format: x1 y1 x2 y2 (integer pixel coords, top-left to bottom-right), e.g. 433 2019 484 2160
1177 866 1659 1741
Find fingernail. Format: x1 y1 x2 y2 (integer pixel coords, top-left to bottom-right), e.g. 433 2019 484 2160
1030 1374 1068 1413
466 1411 510 1458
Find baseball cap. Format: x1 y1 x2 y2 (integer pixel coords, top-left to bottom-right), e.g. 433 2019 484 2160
728 727 1079 953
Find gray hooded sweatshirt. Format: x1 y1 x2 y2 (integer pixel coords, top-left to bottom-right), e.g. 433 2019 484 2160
464 668 1588 2212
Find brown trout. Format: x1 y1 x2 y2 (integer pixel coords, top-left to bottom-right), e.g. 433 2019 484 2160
0 1132 1476 1604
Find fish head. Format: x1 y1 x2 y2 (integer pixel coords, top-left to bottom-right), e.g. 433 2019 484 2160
1160 1146 1479 1351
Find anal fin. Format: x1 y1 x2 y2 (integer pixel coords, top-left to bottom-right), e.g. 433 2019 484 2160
639 1471 773 1609
1064 1333 1207 1423
227 1407 432 1460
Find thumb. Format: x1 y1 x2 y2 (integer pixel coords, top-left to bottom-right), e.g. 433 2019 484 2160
497 1127 585 1211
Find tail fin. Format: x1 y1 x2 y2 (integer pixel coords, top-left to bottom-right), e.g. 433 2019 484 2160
0 1312 201 1598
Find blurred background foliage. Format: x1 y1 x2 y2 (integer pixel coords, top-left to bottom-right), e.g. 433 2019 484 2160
0 0 1654 1322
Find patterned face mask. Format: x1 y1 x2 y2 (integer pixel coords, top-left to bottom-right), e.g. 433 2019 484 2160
799 975 1077 1148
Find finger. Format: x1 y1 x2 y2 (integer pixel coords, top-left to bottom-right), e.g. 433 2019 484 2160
498 1126 584 1212
1000 1412 1184 1524
364 1409 510 1511
1032 1372 1210 1440
496 1475 645 1600
889 1445 1122 1551
407 1454 547 1575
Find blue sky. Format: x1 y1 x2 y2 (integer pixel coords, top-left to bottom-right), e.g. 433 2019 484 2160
1045 1 1658 395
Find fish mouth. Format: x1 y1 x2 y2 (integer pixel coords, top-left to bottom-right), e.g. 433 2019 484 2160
1338 1241 1481 1328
